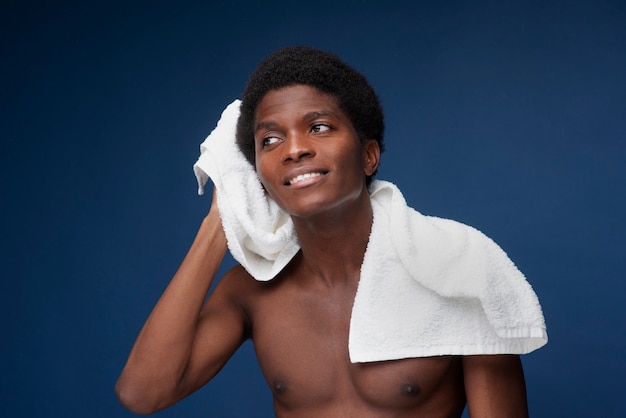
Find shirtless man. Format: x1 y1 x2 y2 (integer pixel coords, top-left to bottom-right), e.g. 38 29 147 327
116 47 530 417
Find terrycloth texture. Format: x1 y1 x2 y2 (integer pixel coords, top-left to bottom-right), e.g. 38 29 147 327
193 100 299 281
348 181 547 362
193 101 548 362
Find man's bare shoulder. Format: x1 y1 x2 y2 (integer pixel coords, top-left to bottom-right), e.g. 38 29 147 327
213 264 256 297
205 263 290 339
209 260 300 328
210 264 278 306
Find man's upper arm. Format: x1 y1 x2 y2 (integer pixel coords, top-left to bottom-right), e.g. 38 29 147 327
177 266 252 397
463 354 528 418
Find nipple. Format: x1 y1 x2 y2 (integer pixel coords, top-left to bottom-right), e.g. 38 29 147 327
274 379 287 394
401 383 420 397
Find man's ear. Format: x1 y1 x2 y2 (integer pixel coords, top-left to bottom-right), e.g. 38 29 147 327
363 139 381 176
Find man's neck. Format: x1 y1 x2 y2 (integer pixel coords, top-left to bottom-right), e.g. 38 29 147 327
290 189 373 287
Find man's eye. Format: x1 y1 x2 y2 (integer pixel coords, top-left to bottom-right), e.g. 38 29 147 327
311 124 330 133
263 136 280 146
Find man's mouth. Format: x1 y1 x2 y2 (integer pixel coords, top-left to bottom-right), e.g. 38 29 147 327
288 172 324 185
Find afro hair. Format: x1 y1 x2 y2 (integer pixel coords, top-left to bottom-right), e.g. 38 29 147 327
235 46 384 182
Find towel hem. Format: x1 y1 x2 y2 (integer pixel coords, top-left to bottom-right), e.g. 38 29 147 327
349 335 548 363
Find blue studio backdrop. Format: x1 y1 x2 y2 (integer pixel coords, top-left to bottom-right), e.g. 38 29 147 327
2 1 625 417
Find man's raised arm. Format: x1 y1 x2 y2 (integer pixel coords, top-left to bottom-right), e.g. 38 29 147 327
115 190 247 414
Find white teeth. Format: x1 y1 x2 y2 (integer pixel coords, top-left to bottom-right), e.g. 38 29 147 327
289 172 322 185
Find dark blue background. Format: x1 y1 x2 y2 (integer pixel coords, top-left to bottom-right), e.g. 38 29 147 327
2 1 624 417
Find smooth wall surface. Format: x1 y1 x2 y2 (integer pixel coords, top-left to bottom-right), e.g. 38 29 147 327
2 1 624 417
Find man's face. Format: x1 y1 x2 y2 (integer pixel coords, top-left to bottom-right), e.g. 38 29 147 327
254 84 378 219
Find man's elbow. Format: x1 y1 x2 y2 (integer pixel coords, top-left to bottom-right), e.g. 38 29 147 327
115 376 171 415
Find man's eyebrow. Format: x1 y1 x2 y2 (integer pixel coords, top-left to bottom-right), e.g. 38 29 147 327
254 120 278 133
304 110 339 120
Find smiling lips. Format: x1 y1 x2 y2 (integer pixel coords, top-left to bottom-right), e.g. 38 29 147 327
288 172 324 186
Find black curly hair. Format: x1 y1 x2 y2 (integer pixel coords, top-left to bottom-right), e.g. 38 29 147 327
235 46 385 183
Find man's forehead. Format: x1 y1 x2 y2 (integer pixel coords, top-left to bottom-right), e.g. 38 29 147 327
255 85 340 118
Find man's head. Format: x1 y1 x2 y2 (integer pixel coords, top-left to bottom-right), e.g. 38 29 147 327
236 46 385 183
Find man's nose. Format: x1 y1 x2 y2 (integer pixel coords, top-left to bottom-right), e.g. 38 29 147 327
282 132 315 163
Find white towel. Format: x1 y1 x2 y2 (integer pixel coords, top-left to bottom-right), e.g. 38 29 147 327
349 181 547 361
193 100 299 281
193 101 548 362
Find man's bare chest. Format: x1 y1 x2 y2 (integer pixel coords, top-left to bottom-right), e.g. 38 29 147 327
244 282 464 412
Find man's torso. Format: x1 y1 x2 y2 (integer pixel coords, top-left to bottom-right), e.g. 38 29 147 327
222 260 466 417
